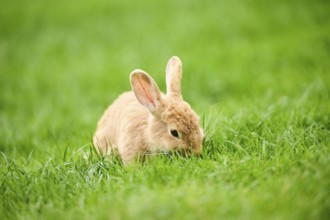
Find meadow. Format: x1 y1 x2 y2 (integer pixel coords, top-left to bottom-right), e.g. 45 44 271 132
0 0 329 219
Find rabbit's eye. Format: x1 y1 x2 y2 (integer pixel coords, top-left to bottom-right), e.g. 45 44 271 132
170 129 179 138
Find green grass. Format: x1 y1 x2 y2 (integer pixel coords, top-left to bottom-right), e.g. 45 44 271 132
1 0 330 219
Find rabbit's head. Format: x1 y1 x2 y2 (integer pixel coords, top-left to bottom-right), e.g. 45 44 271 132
130 56 204 155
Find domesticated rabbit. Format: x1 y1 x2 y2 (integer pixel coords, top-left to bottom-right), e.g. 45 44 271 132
93 56 204 164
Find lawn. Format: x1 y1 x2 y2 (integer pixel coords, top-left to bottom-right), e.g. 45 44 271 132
0 0 329 219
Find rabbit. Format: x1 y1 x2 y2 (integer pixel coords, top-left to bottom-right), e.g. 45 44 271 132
93 56 204 164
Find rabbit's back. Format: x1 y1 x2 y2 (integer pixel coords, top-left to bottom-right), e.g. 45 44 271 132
93 91 149 155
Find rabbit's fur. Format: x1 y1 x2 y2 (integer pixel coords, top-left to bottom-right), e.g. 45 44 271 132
93 56 204 164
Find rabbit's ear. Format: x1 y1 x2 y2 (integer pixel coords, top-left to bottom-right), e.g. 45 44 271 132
166 56 182 96
130 70 162 113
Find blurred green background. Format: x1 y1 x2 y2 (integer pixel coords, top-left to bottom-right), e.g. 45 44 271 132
0 0 329 219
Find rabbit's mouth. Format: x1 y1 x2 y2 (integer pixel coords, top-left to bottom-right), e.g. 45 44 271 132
192 147 202 155
164 148 201 157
